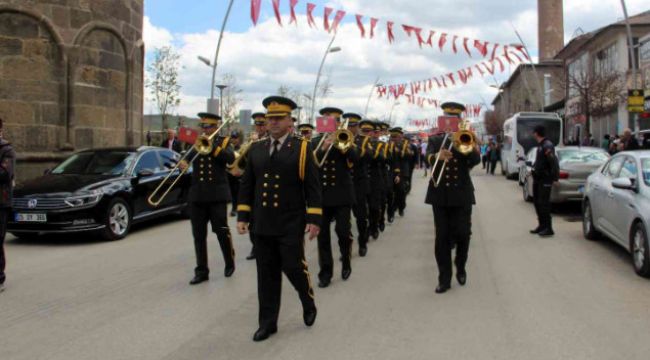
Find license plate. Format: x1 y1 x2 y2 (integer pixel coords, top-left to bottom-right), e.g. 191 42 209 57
15 213 47 222
578 186 585 194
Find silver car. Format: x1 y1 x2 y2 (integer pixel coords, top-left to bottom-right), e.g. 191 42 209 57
521 146 610 203
582 151 650 278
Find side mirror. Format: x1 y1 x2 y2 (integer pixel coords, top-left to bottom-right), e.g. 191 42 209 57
612 177 635 191
137 169 155 178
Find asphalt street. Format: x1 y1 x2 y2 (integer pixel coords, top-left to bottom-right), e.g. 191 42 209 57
2 168 650 360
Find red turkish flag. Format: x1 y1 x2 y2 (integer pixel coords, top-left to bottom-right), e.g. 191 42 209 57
510 51 524 63
482 61 495 75
387 21 395 43
307 3 317 28
447 73 456 85
272 0 282 26
331 10 346 32
438 33 448 52
503 45 515 64
316 116 337 133
178 127 198 145
289 0 299 24
356 14 365 37
323 7 333 31
514 45 531 61
474 39 489 57
370 18 378 38
251 0 262 25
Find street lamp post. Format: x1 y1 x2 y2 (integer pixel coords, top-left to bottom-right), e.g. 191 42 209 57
310 34 342 124
364 77 382 118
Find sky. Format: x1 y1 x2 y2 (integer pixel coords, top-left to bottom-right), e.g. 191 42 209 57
142 0 649 129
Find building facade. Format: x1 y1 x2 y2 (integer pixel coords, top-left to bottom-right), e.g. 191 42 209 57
0 0 144 181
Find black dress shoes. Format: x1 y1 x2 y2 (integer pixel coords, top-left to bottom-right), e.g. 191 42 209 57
435 284 450 294
342 267 352 280
529 227 542 234
253 327 277 342
371 230 379 240
303 307 317 327
224 266 235 278
246 251 256 260
456 272 467 286
387 216 394 224
538 229 555 237
318 279 330 288
398 209 404 217
189 275 209 285
359 247 368 257
379 223 385 232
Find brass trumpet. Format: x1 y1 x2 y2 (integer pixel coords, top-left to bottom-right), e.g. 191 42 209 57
147 118 233 207
227 133 266 175
315 118 354 168
431 119 477 187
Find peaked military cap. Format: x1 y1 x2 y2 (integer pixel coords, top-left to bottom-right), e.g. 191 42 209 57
441 102 466 117
262 96 297 118
343 113 363 126
197 112 222 125
359 120 376 130
319 107 344 118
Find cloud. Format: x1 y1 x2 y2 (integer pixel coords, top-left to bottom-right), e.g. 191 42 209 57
143 0 650 128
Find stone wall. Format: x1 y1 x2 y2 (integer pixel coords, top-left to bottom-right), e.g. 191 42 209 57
0 0 144 182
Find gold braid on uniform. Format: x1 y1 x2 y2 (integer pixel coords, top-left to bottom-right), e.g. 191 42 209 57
401 141 408 157
360 136 370 157
299 138 308 181
374 142 384 159
212 136 230 157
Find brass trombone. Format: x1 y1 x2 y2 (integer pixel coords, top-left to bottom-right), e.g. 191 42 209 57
430 120 477 187
227 133 266 175
314 118 354 168
147 118 233 207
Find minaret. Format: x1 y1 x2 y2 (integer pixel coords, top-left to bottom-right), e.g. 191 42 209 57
538 0 564 61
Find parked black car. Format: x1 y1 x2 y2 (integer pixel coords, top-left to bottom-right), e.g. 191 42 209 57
8 146 191 240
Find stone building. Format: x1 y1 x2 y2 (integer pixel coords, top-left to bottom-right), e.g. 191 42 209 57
0 0 144 181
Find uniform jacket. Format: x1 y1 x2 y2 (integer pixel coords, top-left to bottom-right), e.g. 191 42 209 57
313 135 359 207
187 136 234 203
351 134 372 196
237 135 322 236
425 134 480 207
532 138 558 185
0 139 15 208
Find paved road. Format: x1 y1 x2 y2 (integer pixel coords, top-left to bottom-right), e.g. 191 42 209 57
2 169 650 360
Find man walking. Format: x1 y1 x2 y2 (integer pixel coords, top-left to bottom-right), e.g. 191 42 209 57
0 117 15 292
530 125 559 238
345 113 372 257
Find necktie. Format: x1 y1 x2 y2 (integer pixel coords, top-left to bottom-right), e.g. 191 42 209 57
271 140 280 158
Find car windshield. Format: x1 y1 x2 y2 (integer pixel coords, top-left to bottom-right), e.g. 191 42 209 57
51 151 136 175
557 149 609 165
642 158 650 187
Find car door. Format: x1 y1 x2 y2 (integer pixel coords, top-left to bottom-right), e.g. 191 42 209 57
131 150 166 216
597 156 625 237
156 149 185 207
609 156 639 245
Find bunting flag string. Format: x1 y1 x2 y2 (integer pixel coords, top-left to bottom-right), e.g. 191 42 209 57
249 1 521 63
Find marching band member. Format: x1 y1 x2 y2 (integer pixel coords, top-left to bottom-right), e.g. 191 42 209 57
298 123 315 140
244 112 270 260
345 113 372 257
365 120 385 240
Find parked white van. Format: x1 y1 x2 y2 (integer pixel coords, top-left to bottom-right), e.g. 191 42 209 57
500 112 563 180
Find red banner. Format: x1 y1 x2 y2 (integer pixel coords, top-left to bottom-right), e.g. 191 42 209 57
323 7 333 32
437 116 460 133
307 2 316 28
316 116 337 133
178 127 198 145
331 10 346 33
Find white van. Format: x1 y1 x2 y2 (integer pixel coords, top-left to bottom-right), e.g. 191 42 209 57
500 112 563 180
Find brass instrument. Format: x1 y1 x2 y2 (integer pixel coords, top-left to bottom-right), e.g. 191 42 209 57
430 119 477 187
227 133 266 175
147 118 233 207
315 118 354 168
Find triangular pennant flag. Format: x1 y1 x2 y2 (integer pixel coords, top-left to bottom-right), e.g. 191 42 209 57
289 0 299 24
452 35 458 53
490 43 499 60
447 73 456 85
503 45 515 64
272 0 282 26
514 45 531 61
510 51 524 63
475 64 485 76
414 27 424 48
370 18 378 38
323 7 333 32
438 33 448 52
387 21 395 44
474 39 489 57
307 3 317 28
356 14 366 38
377 86 387 98
482 61 495 75
426 31 436 47
251 0 262 25
493 57 505 72
463 37 472 57
330 10 346 33
402 24 415 37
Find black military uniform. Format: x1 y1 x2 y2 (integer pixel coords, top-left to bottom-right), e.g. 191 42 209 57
406 138 418 194
237 96 321 341
531 126 558 237
313 107 359 287
187 113 236 285
298 123 315 141
227 131 242 217
365 121 385 240
425 103 480 294
345 113 372 257
243 113 269 261
393 130 413 217
378 122 391 230
387 127 408 221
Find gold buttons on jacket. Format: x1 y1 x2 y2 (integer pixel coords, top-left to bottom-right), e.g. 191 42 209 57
273 202 278 208
264 173 269 178
275 175 280 179
263 201 267 207
274 184 279 189
263 192 267 197
263 183 268 188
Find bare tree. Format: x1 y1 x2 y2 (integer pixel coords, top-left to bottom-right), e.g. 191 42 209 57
483 110 503 135
318 72 333 99
146 46 182 130
277 85 292 97
219 73 243 124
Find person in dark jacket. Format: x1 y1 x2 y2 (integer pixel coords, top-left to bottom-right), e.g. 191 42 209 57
179 113 236 285
345 113 372 257
365 121 385 240
160 128 183 153
530 125 558 237
620 128 640 151
0 117 15 292
389 128 410 217
237 96 321 342
425 103 480 294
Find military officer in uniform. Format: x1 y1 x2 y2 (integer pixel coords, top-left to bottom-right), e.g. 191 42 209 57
379 122 392 229
298 123 315 141
344 113 372 257
179 113 236 285
364 120 385 240
244 113 269 260
425 102 480 294
236 96 321 342
386 127 406 222
313 107 359 287
393 128 413 217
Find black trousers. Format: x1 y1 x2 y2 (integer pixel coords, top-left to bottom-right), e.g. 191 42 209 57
317 206 352 282
391 182 406 214
386 185 396 219
432 205 472 286
481 155 487 169
256 231 315 329
227 174 240 212
0 209 7 285
190 202 234 276
379 187 387 227
533 181 553 231
353 190 369 250
368 193 381 236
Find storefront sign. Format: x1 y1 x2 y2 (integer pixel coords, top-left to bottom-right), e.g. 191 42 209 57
628 89 644 113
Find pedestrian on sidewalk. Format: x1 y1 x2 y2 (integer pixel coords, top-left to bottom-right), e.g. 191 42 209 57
530 125 559 238
480 142 488 169
0 117 16 292
487 142 499 175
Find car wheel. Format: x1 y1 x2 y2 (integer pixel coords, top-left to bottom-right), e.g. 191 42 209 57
101 198 131 241
523 179 533 202
630 222 650 278
582 200 600 241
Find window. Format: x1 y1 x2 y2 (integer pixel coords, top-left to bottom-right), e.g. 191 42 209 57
619 157 638 182
557 149 609 165
158 149 180 170
52 151 135 175
133 151 162 175
568 54 588 97
604 156 625 178
594 43 618 75
641 158 650 186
